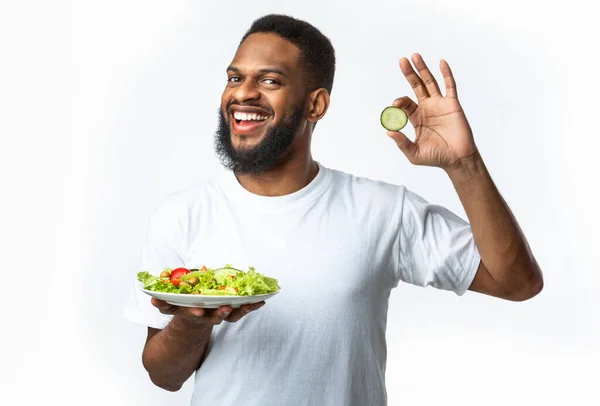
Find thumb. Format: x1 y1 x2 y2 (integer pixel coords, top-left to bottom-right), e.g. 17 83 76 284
387 130 417 162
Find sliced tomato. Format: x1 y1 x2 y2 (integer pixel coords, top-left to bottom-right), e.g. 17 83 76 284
170 267 190 286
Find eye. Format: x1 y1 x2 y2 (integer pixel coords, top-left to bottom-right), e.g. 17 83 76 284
262 78 280 86
228 76 242 83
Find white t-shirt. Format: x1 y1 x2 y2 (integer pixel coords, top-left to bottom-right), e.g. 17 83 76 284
123 162 481 406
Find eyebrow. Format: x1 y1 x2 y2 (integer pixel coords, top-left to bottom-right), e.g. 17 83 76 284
227 66 287 77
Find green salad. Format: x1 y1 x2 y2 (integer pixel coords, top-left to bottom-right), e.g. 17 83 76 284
137 265 280 296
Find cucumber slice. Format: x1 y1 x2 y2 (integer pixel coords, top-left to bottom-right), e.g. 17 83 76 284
380 106 408 131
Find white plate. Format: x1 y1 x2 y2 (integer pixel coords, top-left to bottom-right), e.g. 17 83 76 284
140 284 281 308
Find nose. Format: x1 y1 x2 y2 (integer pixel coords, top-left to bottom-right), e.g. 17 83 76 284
232 79 260 103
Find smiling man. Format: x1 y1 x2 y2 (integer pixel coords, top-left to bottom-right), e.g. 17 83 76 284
123 14 543 406
214 28 330 180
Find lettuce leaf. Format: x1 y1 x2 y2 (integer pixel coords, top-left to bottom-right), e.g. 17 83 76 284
137 266 280 296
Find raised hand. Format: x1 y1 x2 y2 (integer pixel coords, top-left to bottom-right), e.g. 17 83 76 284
387 54 478 169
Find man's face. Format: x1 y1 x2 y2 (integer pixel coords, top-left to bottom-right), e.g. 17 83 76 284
215 33 308 174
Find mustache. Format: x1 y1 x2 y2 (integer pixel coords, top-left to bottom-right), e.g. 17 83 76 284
226 100 274 115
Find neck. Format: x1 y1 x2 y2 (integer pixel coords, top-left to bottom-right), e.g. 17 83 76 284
234 150 318 197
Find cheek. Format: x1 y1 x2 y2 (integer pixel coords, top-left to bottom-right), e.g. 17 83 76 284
221 90 233 111
220 98 228 114
271 101 289 121
279 101 305 122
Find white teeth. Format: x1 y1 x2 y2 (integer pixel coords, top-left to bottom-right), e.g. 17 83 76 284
233 111 268 121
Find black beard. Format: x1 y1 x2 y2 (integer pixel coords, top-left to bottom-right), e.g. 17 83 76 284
214 105 304 175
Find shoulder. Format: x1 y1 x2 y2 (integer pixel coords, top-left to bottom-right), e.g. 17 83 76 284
149 176 222 223
326 165 409 203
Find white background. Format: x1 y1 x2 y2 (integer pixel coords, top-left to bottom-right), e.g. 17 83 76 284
1 0 598 405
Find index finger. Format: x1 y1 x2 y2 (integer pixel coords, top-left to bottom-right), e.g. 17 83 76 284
399 57 429 102
411 53 442 97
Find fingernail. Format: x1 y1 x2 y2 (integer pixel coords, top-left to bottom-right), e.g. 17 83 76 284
223 311 231 316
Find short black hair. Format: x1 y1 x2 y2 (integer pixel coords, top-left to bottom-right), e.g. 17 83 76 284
240 14 336 95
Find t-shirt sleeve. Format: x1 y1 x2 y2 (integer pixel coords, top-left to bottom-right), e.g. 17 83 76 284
396 187 481 296
122 198 188 329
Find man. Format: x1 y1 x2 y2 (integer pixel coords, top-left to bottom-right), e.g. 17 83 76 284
123 14 543 406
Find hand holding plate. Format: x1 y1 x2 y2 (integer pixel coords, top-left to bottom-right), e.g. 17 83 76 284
151 298 265 325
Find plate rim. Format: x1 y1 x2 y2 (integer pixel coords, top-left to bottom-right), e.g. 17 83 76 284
139 285 281 299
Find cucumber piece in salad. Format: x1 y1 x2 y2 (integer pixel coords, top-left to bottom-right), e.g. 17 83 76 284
380 106 408 131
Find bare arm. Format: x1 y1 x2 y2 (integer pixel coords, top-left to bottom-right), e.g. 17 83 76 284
388 54 543 301
142 298 264 391
142 318 212 391
446 152 543 301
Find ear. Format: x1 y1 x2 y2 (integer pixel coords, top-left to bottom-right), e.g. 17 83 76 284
306 88 330 123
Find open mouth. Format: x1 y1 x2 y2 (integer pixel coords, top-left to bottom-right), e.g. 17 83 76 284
231 110 271 135
233 111 269 123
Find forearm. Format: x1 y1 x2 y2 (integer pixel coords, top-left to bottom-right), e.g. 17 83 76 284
142 317 213 391
446 151 543 296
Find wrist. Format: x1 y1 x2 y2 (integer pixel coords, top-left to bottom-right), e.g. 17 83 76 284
170 315 213 336
444 150 487 183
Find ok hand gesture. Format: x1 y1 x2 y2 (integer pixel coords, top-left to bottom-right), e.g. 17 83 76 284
388 54 478 169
